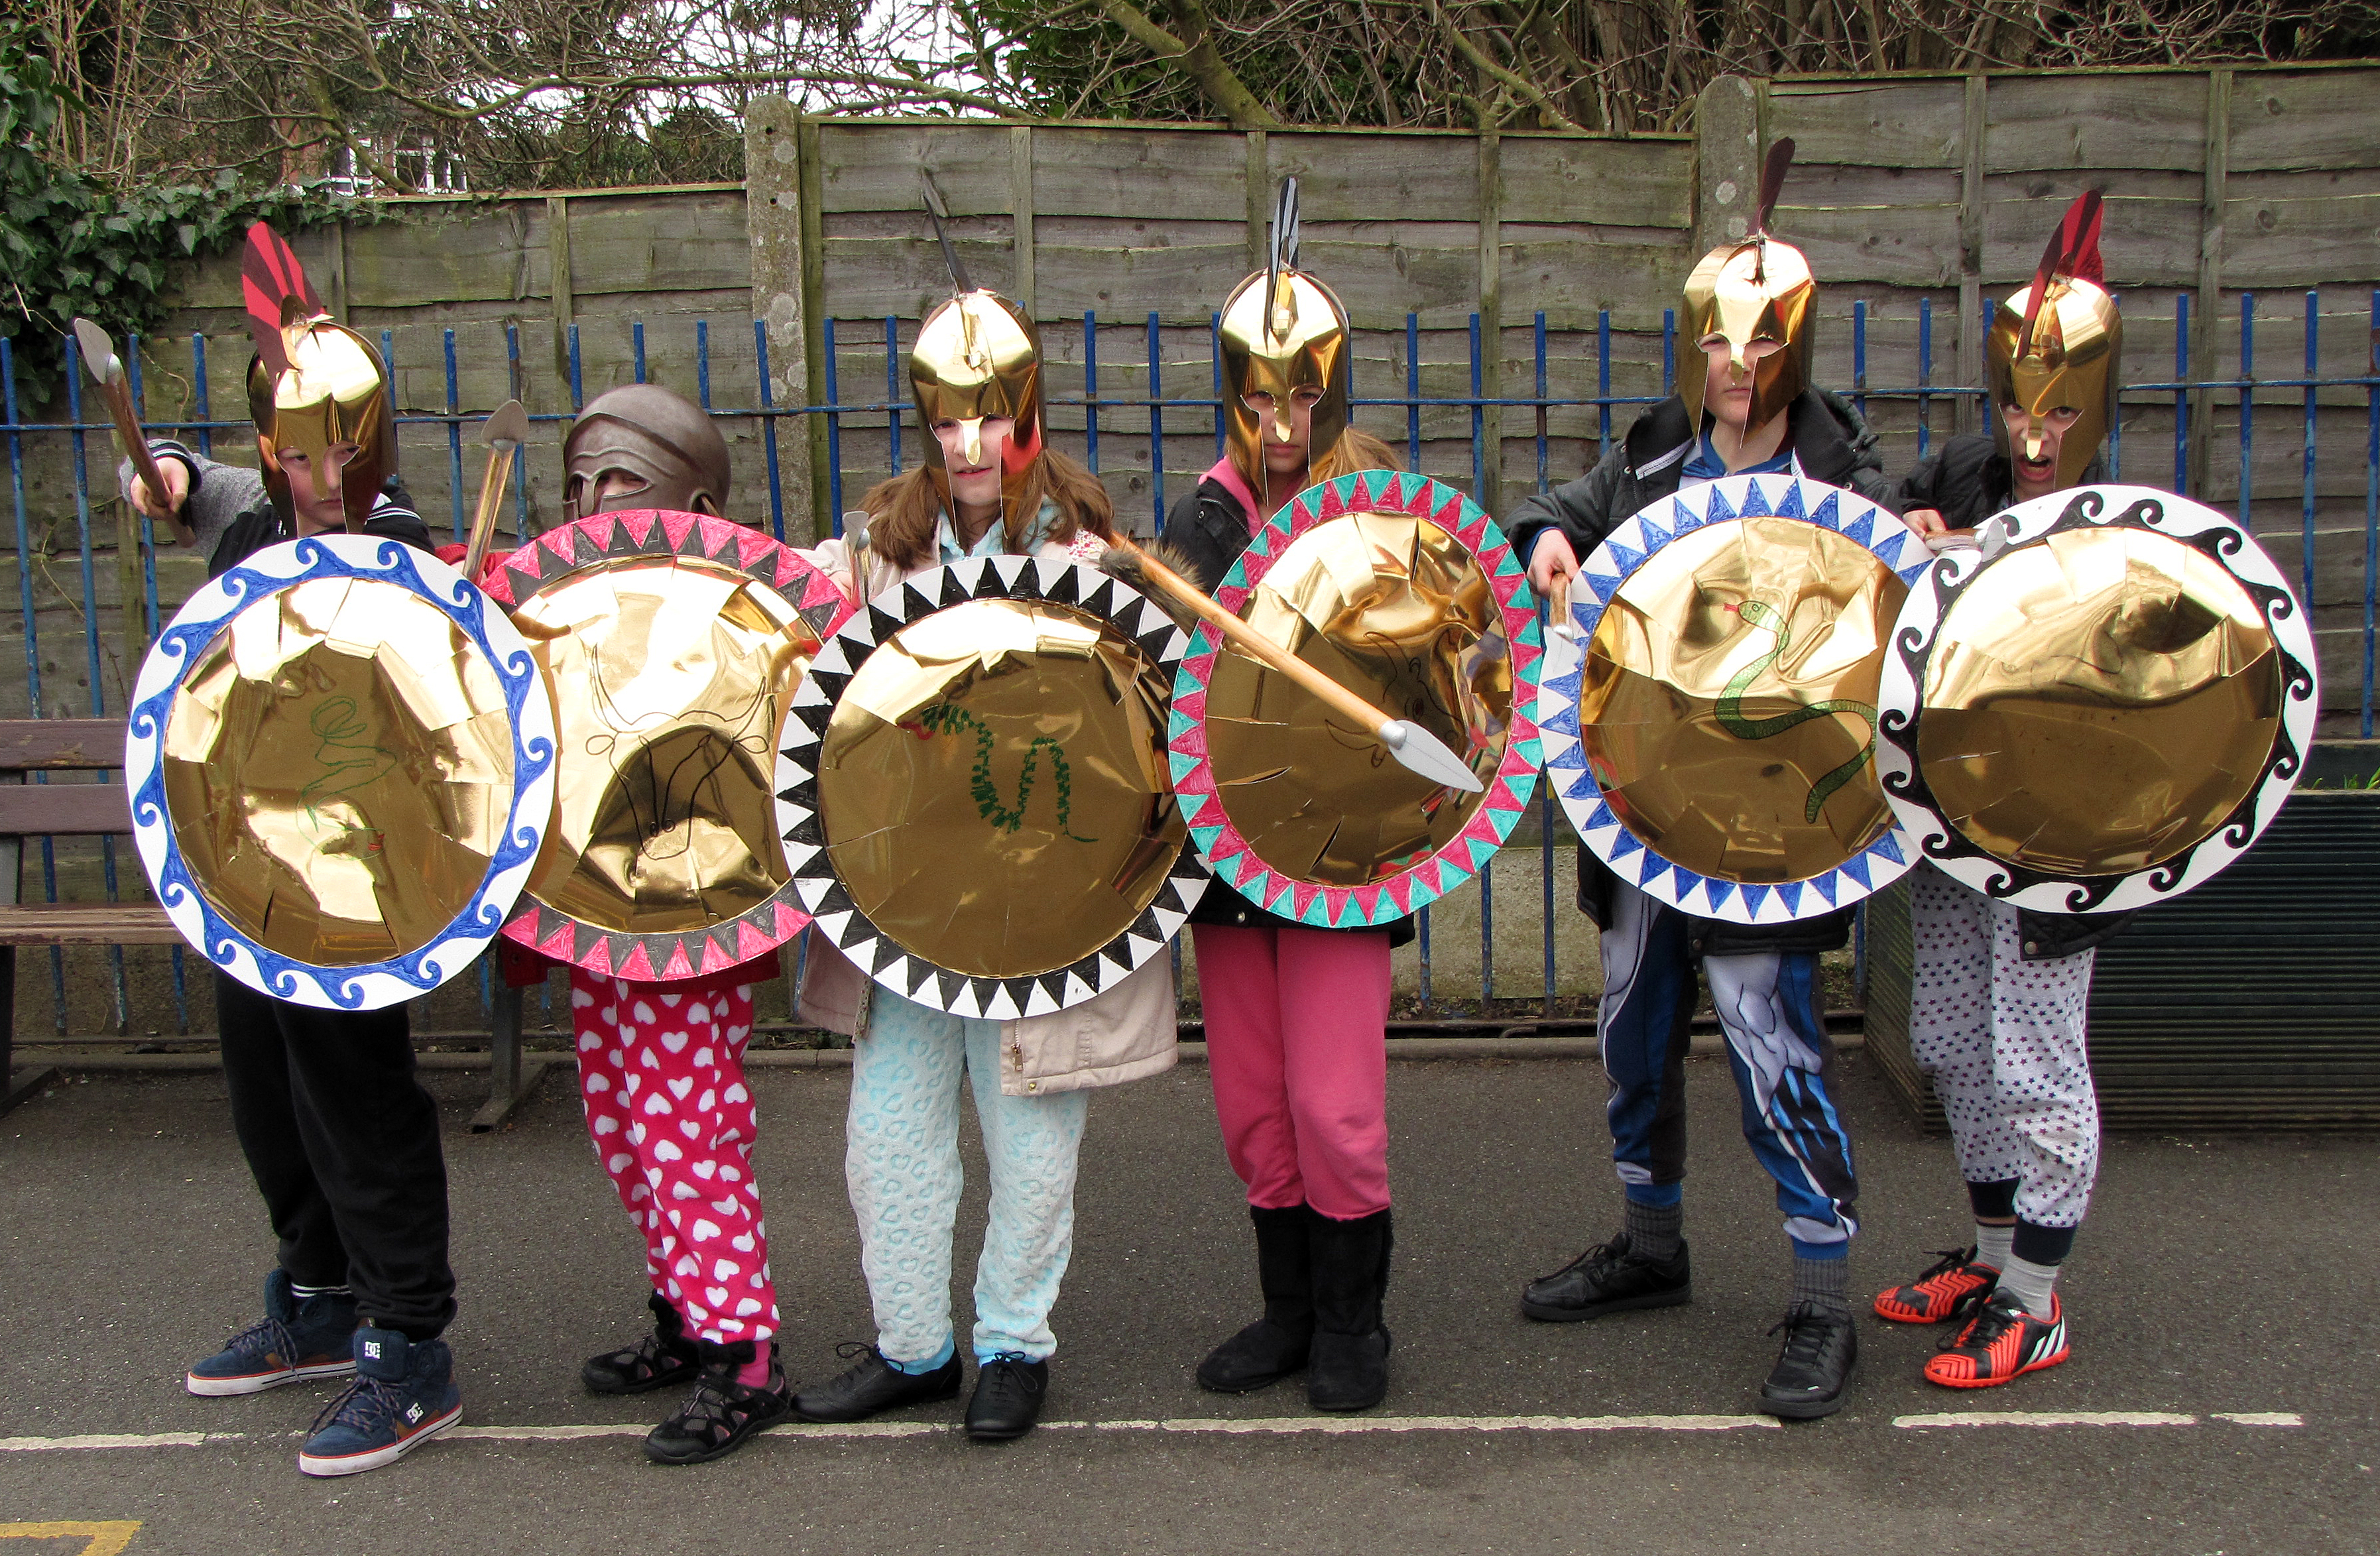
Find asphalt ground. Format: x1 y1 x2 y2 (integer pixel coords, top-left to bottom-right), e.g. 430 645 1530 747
1 1047 2374 1556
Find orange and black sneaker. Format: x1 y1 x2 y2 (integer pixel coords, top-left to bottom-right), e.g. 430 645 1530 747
1923 1291 2068 1389
1873 1246 1997 1325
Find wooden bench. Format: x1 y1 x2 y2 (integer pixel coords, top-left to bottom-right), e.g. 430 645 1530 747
0 718 542 1128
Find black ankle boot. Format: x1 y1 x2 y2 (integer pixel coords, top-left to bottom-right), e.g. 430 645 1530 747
583 1292 701 1396
1305 1207 1392 1412
1198 1205 1315 1393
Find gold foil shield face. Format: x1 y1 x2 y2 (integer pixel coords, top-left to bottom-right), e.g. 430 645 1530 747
1580 516 1903 884
1917 526 2281 876
817 598 1183 979
1203 512 1512 887
160 577 516 966
511 556 819 935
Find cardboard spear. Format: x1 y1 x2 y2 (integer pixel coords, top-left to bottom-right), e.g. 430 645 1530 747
73 318 195 548
1107 536 1484 795
461 399 529 583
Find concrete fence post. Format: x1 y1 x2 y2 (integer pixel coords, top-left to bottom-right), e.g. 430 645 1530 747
746 96 824 539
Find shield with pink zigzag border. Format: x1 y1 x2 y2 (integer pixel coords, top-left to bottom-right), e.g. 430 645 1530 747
482 508 855 981
1170 473 1545 928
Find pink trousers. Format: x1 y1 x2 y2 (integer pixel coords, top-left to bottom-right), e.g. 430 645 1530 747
1192 924 1394 1221
572 967 778 1346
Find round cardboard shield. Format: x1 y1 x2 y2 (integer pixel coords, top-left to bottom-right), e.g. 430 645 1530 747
1878 483 2317 911
1168 471 1544 927
1538 473 1928 923
776 554 1205 1018
125 532 554 1009
483 509 853 981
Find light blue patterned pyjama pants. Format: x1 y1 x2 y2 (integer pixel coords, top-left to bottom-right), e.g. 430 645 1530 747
846 988 1090 1365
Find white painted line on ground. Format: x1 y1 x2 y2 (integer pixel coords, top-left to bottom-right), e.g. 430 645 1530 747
0 1432 225 1453
446 1424 644 1442
1894 1411 2198 1429
451 1420 948 1442
0 1410 2307 1453
1097 1414 1781 1435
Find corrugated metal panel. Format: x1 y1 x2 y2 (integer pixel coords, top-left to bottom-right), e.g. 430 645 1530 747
1866 790 2380 1132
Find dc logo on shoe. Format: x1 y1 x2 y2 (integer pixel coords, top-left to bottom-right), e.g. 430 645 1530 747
404 1403 423 1425
362 1340 385 1360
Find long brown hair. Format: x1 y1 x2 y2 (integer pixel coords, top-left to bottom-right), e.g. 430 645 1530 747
857 448 1116 571
1310 426 1403 485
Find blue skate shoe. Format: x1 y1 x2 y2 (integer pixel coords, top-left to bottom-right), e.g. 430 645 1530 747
297 1325 461 1476
186 1271 359 1397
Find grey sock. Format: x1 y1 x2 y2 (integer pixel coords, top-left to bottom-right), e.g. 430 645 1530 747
1623 1199 1683 1262
1791 1256 1852 1321
1994 1253 2060 1321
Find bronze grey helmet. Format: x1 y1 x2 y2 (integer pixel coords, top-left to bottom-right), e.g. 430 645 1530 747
564 385 735 524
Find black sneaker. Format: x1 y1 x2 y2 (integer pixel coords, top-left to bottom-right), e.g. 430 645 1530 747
297 1327 462 1477
583 1294 700 1396
965 1352 1048 1442
1520 1233 1691 1322
187 1270 359 1397
793 1343 963 1423
1759 1301 1859 1420
644 1345 795 1466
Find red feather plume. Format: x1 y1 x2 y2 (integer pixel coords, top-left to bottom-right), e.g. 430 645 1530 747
240 223 327 381
2018 190 2105 355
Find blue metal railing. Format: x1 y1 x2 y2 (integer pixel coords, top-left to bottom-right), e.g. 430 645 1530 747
5 291 2377 1038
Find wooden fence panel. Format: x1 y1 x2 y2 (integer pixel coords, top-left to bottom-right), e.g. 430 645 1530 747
86 62 2380 723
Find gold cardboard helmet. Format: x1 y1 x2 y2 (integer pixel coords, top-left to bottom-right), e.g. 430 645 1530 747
240 224 396 532
909 289 1045 505
1988 191 2121 491
1679 141 1815 432
565 384 735 525
1220 178 1352 500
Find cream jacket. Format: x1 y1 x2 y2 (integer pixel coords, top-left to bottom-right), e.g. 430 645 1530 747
789 525 1182 1097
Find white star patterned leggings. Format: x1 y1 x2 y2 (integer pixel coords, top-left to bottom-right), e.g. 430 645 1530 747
845 988 1089 1366
1907 868 2100 1230
572 967 778 1347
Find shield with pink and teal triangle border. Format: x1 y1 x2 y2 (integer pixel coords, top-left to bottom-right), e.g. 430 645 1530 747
1174 473 1543 926
482 508 858 980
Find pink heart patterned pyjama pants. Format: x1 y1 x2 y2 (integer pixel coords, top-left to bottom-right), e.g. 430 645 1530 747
571 966 780 1346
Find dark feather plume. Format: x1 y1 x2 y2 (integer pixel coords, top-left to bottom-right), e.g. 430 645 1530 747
1754 138 1795 236
1264 176 1300 340
920 170 972 296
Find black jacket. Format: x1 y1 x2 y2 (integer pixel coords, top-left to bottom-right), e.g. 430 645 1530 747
1889 434 2133 961
1172 472 1415 945
1502 388 1899 957
1891 432 2105 533
207 473 432 581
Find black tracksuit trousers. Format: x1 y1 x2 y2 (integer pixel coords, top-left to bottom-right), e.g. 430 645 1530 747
217 979 456 1341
